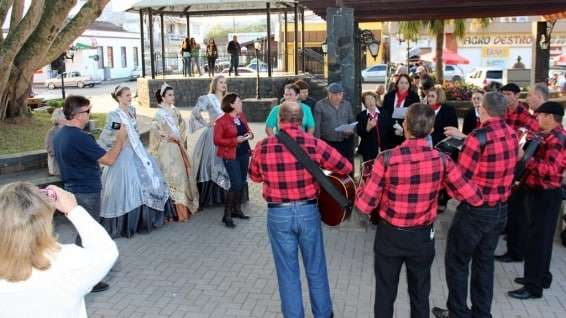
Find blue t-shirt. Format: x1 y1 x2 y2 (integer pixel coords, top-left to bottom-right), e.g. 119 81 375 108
53 126 106 193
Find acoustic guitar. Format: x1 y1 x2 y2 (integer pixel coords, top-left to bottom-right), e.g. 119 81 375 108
513 131 542 187
318 172 356 226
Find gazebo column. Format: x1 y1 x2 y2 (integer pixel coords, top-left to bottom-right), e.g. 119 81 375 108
139 9 146 78
266 2 272 77
160 12 166 78
531 21 551 86
326 7 360 114
284 10 288 73
148 8 156 79
294 3 298 75
186 14 190 37
301 6 305 73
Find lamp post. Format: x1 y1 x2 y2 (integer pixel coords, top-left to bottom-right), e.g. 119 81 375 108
254 40 262 99
60 46 77 99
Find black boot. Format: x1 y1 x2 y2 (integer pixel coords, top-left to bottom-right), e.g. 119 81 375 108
222 192 236 228
232 191 250 219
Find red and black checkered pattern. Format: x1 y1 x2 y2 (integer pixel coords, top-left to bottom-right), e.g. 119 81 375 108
249 123 353 203
355 138 483 227
524 126 566 189
505 102 539 134
459 118 518 206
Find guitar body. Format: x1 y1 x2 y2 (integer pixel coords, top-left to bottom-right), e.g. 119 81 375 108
513 136 542 187
318 173 356 226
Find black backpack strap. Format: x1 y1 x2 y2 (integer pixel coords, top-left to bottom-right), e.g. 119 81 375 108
475 128 488 152
381 149 393 168
276 130 352 211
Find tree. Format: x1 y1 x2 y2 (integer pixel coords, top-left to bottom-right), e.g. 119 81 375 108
399 19 490 82
0 0 111 120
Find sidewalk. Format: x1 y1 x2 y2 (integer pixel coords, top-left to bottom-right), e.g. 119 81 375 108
51 121 566 318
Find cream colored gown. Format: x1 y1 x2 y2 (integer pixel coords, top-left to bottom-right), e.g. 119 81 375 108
149 104 200 214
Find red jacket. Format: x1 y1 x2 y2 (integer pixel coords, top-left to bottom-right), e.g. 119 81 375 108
214 113 253 160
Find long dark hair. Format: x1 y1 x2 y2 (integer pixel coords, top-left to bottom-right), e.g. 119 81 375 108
155 86 173 104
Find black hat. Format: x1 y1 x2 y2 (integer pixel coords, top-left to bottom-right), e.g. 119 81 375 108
499 83 521 94
535 101 564 116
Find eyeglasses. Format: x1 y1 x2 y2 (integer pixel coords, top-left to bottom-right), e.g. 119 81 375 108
74 108 91 115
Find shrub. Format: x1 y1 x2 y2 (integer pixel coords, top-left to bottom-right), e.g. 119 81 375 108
47 98 64 108
443 82 476 101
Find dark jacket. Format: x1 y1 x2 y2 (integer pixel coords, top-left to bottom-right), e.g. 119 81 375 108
214 113 252 160
206 44 218 59
227 41 241 56
431 104 459 146
356 109 394 161
382 90 421 147
462 107 479 135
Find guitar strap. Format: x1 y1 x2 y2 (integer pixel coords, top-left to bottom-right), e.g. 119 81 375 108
276 130 352 212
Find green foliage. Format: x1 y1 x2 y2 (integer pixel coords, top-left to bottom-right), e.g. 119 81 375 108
443 82 477 101
47 98 64 108
0 112 106 155
205 23 266 42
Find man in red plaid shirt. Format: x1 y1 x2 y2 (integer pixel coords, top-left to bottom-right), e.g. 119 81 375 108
249 101 352 318
433 92 518 318
496 83 541 264
508 102 566 300
355 103 483 318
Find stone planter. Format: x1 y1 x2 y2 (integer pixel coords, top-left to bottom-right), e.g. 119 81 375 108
242 98 278 122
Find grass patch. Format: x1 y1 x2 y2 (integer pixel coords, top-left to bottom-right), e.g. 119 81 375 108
0 111 106 156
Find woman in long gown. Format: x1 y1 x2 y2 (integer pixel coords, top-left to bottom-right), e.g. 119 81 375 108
98 85 174 238
150 83 200 221
188 75 231 208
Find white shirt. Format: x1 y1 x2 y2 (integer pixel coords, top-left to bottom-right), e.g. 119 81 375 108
0 206 119 318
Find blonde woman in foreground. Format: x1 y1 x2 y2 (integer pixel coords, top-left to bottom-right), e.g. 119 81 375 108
0 182 118 318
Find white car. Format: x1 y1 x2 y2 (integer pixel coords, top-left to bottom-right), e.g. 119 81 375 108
466 68 504 89
361 64 387 83
444 64 465 81
45 71 100 89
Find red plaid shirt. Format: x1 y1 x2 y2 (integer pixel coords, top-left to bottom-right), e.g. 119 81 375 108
505 102 539 134
524 126 566 189
355 138 483 227
249 123 353 203
458 118 518 206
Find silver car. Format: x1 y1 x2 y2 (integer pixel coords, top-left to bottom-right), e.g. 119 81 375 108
361 64 387 83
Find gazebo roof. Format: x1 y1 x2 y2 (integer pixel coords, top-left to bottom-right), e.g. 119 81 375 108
125 0 296 15
298 0 566 22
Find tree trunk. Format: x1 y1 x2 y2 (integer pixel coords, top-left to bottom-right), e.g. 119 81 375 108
0 0 110 120
435 22 445 83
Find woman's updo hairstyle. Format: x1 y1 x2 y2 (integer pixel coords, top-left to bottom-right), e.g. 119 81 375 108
111 85 130 102
155 82 173 104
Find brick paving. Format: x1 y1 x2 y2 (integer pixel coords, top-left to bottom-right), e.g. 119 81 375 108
53 121 566 318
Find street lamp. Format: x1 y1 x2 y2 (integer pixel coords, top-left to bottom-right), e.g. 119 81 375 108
254 40 262 99
359 30 380 60
60 46 77 99
321 39 328 55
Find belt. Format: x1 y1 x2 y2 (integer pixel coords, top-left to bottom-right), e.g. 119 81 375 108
465 201 507 209
380 219 433 231
267 199 317 208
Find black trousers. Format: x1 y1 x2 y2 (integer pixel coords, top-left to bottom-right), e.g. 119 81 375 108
324 138 354 165
374 221 435 318
523 187 562 294
445 202 507 318
505 186 528 260
207 57 216 76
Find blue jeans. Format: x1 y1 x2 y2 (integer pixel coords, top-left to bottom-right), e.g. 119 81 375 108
68 191 101 246
267 202 332 318
183 56 192 76
445 202 507 318
223 153 249 192
229 54 239 74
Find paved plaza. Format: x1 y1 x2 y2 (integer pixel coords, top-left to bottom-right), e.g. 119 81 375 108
52 121 566 318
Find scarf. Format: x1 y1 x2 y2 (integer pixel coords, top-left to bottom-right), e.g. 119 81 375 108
395 90 409 108
431 103 441 112
159 104 181 140
117 107 161 189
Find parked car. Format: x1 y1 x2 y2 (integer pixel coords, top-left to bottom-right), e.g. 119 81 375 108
361 64 387 83
247 61 268 72
443 64 465 81
466 67 504 89
45 71 100 89
220 66 257 74
129 66 141 81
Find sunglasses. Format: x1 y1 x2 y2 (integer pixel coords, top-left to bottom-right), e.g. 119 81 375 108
74 108 91 115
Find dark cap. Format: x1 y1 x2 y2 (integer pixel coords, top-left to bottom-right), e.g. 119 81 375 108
327 82 344 93
535 101 564 116
499 83 521 94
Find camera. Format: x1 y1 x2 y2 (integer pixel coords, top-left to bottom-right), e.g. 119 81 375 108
111 122 122 130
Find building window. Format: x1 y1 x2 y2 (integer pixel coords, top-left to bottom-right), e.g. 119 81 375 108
96 46 104 69
133 47 139 67
107 46 114 68
121 47 127 68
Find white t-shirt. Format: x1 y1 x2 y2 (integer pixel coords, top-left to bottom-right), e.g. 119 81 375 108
0 206 118 318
